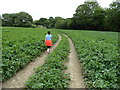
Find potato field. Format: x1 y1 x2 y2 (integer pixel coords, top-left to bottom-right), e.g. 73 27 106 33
63 30 119 88
2 27 58 81
1 27 119 89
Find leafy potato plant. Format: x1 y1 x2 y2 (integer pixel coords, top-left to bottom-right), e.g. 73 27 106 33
2 27 58 81
63 30 119 88
25 34 70 88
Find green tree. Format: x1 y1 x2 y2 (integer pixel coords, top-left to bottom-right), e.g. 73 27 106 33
48 17 55 28
37 18 47 27
14 12 33 27
105 0 120 32
2 14 16 26
34 17 55 28
92 7 105 30
54 17 64 29
33 20 40 25
73 0 102 30
58 18 72 29
44 19 50 28
68 18 77 29
0 15 2 26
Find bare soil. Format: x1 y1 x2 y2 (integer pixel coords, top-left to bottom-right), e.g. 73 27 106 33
64 34 85 88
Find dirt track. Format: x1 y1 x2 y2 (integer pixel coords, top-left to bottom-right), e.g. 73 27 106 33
64 34 85 88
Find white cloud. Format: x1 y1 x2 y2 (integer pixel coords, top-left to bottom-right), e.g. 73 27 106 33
0 0 113 20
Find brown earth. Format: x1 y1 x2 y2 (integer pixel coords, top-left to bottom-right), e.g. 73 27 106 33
64 34 85 88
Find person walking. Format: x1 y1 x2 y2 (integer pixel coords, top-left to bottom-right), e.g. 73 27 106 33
45 31 52 53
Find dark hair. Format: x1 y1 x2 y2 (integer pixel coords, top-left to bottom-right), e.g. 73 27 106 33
48 31 50 35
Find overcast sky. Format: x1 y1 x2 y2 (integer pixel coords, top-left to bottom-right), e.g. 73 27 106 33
0 0 113 20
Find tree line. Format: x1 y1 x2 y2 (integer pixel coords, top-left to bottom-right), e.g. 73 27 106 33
1 12 33 27
1 0 120 32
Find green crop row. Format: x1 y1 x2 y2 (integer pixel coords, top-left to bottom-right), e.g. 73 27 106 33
2 27 58 81
25 34 70 88
63 30 119 88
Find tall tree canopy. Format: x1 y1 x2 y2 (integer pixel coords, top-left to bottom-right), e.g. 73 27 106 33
0 15 2 26
105 0 120 32
14 12 33 27
73 1 105 30
2 12 33 27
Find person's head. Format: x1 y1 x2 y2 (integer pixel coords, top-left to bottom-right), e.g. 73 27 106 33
48 31 51 35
